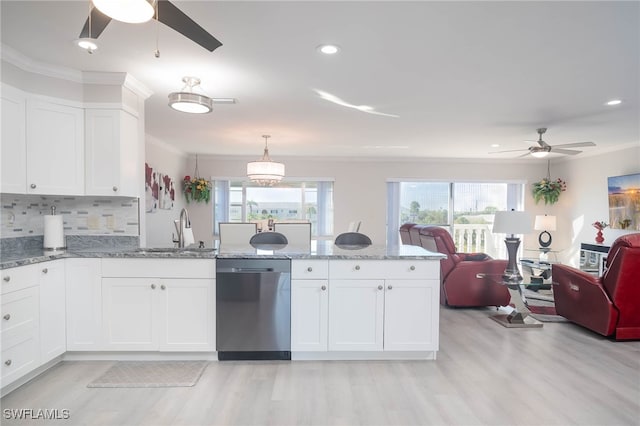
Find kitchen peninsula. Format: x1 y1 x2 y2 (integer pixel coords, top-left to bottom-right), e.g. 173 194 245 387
1 241 444 395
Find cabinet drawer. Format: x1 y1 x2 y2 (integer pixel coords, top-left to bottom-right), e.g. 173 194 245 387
1 335 39 387
102 259 215 279
1 264 39 295
329 260 439 280
292 260 329 279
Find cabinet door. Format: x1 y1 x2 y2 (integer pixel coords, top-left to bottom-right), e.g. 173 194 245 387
85 109 139 197
328 279 384 351
65 259 102 351
26 100 84 195
291 279 328 352
383 279 439 351
158 278 214 351
102 278 159 350
39 260 66 363
1 85 27 193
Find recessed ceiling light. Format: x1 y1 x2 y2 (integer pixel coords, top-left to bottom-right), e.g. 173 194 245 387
318 44 340 55
491 143 500 148
606 99 622 106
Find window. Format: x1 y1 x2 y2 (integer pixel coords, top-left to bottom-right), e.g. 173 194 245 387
213 180 334 238
387 180 524 257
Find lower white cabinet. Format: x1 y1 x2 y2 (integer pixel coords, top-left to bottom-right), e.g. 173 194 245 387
291 279 329 351
65 258 102 351
102 277 214 351
39 260 66 362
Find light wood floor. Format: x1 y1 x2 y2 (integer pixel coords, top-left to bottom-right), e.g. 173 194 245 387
2 307 639 426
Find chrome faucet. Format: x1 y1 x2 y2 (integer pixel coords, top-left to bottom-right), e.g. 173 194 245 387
173 208 191 248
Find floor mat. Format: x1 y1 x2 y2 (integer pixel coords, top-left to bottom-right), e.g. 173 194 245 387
87 361 208 388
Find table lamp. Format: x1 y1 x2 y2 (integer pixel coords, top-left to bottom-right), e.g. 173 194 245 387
493 210 532 283
534 214 556 251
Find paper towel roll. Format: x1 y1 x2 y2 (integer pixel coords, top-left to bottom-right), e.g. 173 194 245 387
183 227 195 247
43 215 65 250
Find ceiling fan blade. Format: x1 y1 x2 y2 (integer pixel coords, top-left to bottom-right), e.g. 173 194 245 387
489 148 529 154
516 152 531 158
551 142 596 149
157 0 223 52
79 7 112 39
551 148 582 155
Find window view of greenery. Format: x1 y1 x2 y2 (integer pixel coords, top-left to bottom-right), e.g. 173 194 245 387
217 181 333 237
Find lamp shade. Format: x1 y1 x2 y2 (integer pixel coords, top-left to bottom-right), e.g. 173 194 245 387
493 210 532 235
534 214 557 231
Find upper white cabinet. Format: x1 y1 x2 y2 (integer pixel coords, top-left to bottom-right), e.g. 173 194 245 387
1 85 27 194
85 109 139 197
26 99 84 195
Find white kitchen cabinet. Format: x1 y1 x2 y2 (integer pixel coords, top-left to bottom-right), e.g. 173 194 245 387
100 259 215 352
26 99 84 195
1 264 40 388
383 279 439 351
1 84 27 193
328 279 385 351
85 108 139 197
291 259 329 352
65 258 103 351
102 278 158 350
38 260 66 363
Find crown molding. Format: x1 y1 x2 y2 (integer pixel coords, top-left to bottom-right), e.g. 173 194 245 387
2 44 153 98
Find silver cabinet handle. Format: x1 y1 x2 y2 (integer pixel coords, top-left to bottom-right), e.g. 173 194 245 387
377 285 383 290
161 284 166 290
410 265 416 271
307 267 313 272
30 184 36 189
42 268 48 274
388 285 393 290
355 265 361 271
113 186 118 192
3 314 10 321
151 284 156 289
5 360 11 366
3 276 9 282
321 285 327 291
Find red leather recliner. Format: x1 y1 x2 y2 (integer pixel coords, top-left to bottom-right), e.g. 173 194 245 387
553 233 640 340
400 224 510 307
399 222 415 245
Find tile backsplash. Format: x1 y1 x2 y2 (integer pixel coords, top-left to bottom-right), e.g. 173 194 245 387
1 194 139 238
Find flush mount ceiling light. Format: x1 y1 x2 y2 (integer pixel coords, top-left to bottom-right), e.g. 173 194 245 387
247 135 285 186
606 99 622 106
92 0 155 24
168 77 213 114
317 44 340 55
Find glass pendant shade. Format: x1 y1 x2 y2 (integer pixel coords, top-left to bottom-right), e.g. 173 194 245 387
92 0 155 23
247 135 285 186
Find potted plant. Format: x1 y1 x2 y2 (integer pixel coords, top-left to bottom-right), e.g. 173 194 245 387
532 177 567 205
183 175 212 203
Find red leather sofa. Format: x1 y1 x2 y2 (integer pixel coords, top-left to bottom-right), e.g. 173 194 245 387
553 233 640 340
400 223 510 307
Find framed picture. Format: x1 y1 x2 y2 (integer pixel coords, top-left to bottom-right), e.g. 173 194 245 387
608 172 640 230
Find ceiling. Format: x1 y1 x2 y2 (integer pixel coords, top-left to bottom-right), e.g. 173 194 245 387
1 1 639 160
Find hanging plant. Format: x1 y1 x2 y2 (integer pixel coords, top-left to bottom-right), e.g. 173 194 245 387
182 155 212 203
532 161 567 205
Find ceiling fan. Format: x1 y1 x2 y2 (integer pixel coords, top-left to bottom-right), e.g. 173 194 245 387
79 0 222 52
491 128 596 158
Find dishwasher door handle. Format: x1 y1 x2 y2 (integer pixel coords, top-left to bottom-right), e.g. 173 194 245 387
229 267 276 273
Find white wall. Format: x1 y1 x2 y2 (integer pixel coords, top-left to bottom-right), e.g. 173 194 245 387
554 145 640 267
143 136 189 247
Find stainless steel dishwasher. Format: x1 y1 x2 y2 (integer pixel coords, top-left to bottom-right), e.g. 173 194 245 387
216 258 291 360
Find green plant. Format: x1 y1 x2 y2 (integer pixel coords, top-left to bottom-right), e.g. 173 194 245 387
183 175 211 203
532 177 566 205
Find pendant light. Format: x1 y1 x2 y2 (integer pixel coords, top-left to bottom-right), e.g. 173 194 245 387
168 77 213 114
247 135 285 186
92 0 155 24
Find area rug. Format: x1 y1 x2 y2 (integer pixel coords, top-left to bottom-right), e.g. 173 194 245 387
87 361 208 388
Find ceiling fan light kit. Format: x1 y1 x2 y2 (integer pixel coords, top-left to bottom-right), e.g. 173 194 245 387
76 37 98 53
92 0 155 24
247 135 285 186
168 77 213 114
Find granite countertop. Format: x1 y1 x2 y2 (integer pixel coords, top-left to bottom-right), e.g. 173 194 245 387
1 241 444 270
